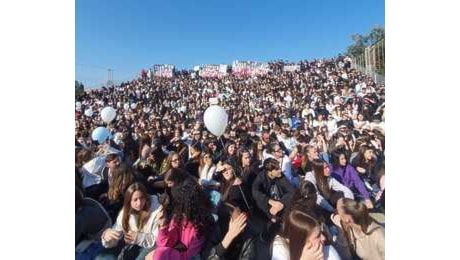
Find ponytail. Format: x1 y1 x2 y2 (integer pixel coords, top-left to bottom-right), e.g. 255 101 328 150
342 198 375 234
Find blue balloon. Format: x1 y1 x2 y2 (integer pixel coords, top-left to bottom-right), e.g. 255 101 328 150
91 127 110 144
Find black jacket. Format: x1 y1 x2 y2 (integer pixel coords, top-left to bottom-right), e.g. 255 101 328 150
203 219 272 260
251 172 295 220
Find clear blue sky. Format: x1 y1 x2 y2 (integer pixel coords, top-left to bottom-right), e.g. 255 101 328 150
76 0 384 88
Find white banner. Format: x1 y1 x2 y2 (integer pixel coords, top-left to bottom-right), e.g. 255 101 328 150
283 64 300 72
199 64 228 78
232 61 270 77
152 64 175 78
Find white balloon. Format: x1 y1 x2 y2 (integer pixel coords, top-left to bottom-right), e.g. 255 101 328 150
124 103 130 110
100 106 116 124
130 103 137 109
204 105 228 137
76 101 82 108
84 108 93 117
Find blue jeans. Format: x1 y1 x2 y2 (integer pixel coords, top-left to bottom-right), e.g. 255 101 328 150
76 241 104 260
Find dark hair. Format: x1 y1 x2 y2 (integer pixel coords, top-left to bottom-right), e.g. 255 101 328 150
105 153 119 163
311 159 332 199
330 150 347 166
251 139 264 162
285 205 321 260
341 197 380 246
238 149 251 168
190 142 202 153
301 145 316 172
164 168 188 186
354 144 376 172
138 134 152 160
219 162 238 202
291 180 318 210
263 157 280 172
221 140 237 162
122 182 151 233
170 179 212 238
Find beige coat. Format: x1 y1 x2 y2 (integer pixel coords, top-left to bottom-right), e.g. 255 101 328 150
348 222 385 260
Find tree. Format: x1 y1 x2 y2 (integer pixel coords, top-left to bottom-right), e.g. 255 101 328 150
346 26 385 57
75 80 84 98
347 34 368 58
347 26 385 76
367 27 385 45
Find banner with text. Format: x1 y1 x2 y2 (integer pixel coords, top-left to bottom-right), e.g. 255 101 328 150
199 64 228 78
232 61 270 77
283 64 300 72
152 64 175 78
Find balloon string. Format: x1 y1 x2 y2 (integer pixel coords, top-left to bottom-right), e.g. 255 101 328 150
219 135 251 212
219 136 225 149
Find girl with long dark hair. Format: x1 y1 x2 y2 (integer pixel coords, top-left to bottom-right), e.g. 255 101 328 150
330 151 373 209
218 162 250 212
150 179 213 260
220 140 237 165
271 203 341 260
251 139 265 165
351 144 381 187
305 159 354 213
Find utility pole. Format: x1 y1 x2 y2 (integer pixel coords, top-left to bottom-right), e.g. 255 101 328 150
107 68 113 87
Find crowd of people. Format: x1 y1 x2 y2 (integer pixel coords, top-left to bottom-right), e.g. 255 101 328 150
76 56 385 260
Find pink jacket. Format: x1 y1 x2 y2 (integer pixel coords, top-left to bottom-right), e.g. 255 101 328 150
152 218 204 260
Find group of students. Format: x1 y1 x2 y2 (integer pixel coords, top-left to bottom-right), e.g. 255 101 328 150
76 56 385 259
